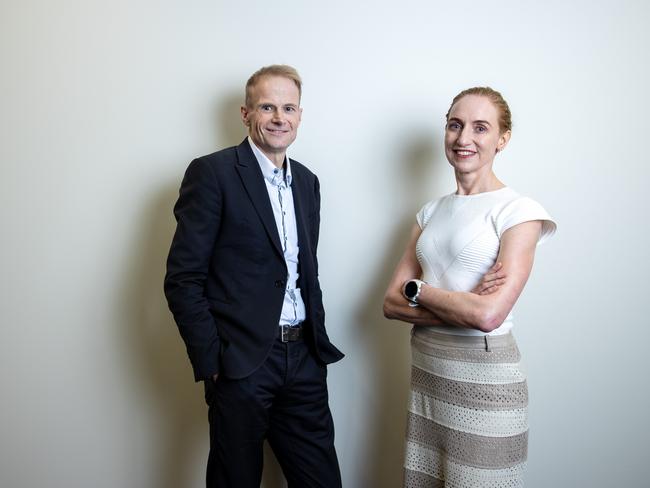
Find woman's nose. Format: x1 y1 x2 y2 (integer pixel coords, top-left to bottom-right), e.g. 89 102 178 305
457 126 471 145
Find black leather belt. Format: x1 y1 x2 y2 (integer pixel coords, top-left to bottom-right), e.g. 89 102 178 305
278 324 303 342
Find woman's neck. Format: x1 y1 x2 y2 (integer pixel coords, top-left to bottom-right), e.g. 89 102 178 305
455 171 505 195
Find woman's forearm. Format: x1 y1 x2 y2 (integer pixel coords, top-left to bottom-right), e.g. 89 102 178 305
383 288 445 326
415 286 503 332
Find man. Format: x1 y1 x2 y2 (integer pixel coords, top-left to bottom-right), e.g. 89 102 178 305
164 65 344 488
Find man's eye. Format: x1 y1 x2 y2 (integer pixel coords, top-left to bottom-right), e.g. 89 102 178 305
261 105 273 112
285 106 295 113
448 122 461 130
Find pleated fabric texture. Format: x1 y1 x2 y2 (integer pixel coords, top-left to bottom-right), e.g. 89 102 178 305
404 329 528 488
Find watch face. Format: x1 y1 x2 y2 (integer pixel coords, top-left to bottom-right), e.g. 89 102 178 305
405 280 419 299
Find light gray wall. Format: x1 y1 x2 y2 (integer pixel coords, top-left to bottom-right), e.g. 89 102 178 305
2 1 648 487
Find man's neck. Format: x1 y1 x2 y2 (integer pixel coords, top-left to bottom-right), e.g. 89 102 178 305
267 152 286 169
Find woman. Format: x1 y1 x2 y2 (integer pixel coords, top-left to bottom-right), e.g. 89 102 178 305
383 87 556 487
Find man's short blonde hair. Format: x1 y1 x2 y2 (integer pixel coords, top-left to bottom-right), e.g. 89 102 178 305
245 65 302 107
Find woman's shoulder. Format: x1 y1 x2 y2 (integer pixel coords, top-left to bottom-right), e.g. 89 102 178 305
493 188 557 243
416 192 456 228
494 187 550 217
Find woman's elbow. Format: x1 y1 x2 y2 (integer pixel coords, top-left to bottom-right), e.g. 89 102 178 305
382 295 398 320
473 307 506 333
383 303 395 320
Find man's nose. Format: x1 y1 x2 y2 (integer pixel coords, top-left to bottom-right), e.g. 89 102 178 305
271 108 284 123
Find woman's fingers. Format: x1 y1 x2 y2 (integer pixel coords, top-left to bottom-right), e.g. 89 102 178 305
472 263 507 295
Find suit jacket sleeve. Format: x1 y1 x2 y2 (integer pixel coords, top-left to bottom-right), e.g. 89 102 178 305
306 170 344 363
311 175 325 313
164 158 222 381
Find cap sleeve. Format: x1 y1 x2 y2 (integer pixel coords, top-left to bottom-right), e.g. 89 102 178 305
416 200 435 229
495 197 557 245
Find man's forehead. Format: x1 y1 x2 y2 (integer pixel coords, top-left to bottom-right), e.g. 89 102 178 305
251 76 300 96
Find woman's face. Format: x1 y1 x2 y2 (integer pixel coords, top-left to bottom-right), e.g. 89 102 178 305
444 95 510 177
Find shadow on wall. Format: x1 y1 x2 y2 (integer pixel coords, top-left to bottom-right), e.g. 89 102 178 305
121 184 206 488
118 90 287 488
218 91 247 149
356 134 443 488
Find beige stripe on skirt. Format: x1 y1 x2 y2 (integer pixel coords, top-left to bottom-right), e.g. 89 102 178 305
404 328 528 488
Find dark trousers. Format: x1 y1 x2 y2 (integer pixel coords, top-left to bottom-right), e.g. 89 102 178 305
204 338 342 488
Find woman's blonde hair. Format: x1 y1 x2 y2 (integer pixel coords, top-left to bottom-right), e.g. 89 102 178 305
446 87 512 133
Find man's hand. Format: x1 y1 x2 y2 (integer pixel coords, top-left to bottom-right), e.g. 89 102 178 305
471 262 506 295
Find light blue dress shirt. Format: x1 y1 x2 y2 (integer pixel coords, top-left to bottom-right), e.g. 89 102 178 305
248 137 306 327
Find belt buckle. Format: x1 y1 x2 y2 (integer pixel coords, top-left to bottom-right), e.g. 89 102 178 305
281 325 290 343
280 324 301 342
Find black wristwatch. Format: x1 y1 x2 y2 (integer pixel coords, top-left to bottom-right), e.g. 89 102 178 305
404 279 425 304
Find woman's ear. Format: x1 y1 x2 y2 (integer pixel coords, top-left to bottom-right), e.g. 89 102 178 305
496 130 512 153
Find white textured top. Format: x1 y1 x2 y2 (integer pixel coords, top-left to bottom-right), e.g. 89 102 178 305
415 187 556 336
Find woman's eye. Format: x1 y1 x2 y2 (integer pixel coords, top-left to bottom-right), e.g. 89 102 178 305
475 126 487 133
448 122 461 130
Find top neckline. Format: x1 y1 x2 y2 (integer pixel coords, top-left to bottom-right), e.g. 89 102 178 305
451 187 512 199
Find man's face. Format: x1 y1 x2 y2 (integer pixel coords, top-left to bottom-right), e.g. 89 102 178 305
241 75 302 166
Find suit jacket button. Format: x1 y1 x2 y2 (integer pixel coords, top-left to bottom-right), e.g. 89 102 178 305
275 280 286 288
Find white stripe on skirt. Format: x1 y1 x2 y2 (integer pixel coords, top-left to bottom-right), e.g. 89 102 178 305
409 389 528 438
411 348 526 385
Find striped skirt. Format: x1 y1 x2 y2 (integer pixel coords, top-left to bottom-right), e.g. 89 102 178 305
404 328 528 488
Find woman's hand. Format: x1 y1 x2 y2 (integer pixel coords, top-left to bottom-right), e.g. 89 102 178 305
471 262 506 295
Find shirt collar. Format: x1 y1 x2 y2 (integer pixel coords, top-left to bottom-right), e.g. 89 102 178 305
247 137 292 188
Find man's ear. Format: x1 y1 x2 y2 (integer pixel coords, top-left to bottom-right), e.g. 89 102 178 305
241 105 250 127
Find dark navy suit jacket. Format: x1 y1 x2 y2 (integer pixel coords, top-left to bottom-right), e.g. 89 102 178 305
164 139 344 381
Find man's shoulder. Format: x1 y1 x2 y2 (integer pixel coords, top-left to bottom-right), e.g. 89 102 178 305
289 157 317 180
184 143 247 180
194 145 239 167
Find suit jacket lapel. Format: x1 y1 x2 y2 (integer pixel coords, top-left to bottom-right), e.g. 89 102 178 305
235 140 284 258
290 166 309 248
289 164 314 292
